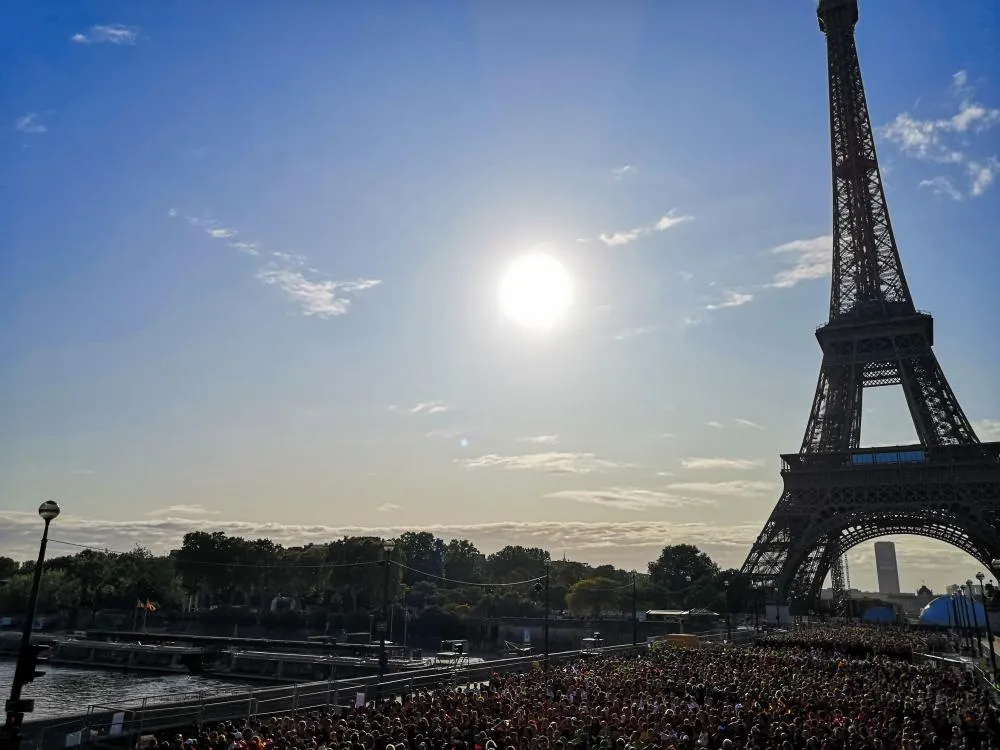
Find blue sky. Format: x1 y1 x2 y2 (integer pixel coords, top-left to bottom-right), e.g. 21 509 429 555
1 1 997 593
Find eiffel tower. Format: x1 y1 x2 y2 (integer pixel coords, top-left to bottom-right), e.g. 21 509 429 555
741 0 1000 609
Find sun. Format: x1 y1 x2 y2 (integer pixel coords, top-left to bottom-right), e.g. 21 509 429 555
498 253 574 330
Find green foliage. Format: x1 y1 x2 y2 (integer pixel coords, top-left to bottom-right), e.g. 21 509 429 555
565 577 625 617
485 545 549 582
647 544 720 590
0 556 19 580
0 570 81 612
1 530 733 627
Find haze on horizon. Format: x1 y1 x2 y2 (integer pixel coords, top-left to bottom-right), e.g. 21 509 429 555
1 1 998 594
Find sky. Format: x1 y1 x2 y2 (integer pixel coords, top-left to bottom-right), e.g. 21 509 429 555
1 1 998 595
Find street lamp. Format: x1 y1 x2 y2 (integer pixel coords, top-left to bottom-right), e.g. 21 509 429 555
722 580 732 643
532 564 550 670
966 579 984 659
631 571 638 649
378 539 395 682
1 501 60 750
976 571 998 683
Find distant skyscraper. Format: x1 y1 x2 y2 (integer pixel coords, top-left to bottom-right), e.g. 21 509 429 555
873 542 901 595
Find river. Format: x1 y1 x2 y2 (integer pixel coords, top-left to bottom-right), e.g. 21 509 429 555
0 661 246 719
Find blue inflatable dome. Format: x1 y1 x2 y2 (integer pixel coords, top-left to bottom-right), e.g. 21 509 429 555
918 595 987 627
862 605 896 624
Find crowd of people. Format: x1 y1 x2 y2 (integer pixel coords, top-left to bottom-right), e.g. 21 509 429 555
140 626 998 750
755 624 950 660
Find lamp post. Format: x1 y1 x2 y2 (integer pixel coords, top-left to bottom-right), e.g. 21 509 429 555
976 571 997 683
1 501 60 750
533 565 551 670
723 580 732 643
631 571 638 650
753 584 760 632
966 579 984 659
378 539 394 682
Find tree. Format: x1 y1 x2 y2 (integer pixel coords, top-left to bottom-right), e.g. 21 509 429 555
485 546 549 583
717 569 754 614
0 556 19 580
0 570 81 614
565 577 624 617
328 536 402 612
647 544 719 592
174 531 236 604
397 532 442 586
442 539 485 585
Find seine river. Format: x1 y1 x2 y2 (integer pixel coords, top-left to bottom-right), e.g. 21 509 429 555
0 661 246 719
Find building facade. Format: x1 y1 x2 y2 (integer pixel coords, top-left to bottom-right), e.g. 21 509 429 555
873 541 901 595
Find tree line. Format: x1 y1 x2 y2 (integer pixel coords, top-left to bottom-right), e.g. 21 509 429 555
0 532 757 625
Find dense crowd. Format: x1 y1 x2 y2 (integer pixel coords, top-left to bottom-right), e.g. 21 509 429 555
755 624 950 660
140 627 998 750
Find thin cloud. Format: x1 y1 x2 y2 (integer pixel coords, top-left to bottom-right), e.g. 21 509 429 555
228 241 260 256
735 418 765 431
706 421 724 428
375 502 401 513
14 114 47 135
146 505 220 518
967 157 1000 197
706 290 754 310
0 512 975 583
919 176 963 201
973 419 1000 441
680 457 764 470
408 401 451 415
458 452 637 474
71 24 139 45
598 210 693 247
171 208 379 317
767 236 833 288
664 480 776 497
256 267 380 318
546 487 712 512
612 165 635 180
518 435 559 445
880 70 999 198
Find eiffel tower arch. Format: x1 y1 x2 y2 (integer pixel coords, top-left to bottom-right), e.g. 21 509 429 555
741 0 1000 609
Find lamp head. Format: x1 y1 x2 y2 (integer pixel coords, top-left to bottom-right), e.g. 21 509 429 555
38 500 60 522
976 572 985 583
382 540 395 553
966 579 973 587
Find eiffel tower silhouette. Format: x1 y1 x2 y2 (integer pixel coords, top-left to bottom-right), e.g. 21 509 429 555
741 0 1000 609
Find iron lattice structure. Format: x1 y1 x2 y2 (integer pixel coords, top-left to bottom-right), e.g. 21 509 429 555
741 0 1000 608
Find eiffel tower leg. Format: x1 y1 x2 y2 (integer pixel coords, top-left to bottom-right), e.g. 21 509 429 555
801 364 863 454
897 348 978 447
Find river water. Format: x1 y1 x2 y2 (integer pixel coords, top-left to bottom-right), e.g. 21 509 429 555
0 661 245 719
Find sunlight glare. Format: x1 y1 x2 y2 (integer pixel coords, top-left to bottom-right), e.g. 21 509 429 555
498 253 574 330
